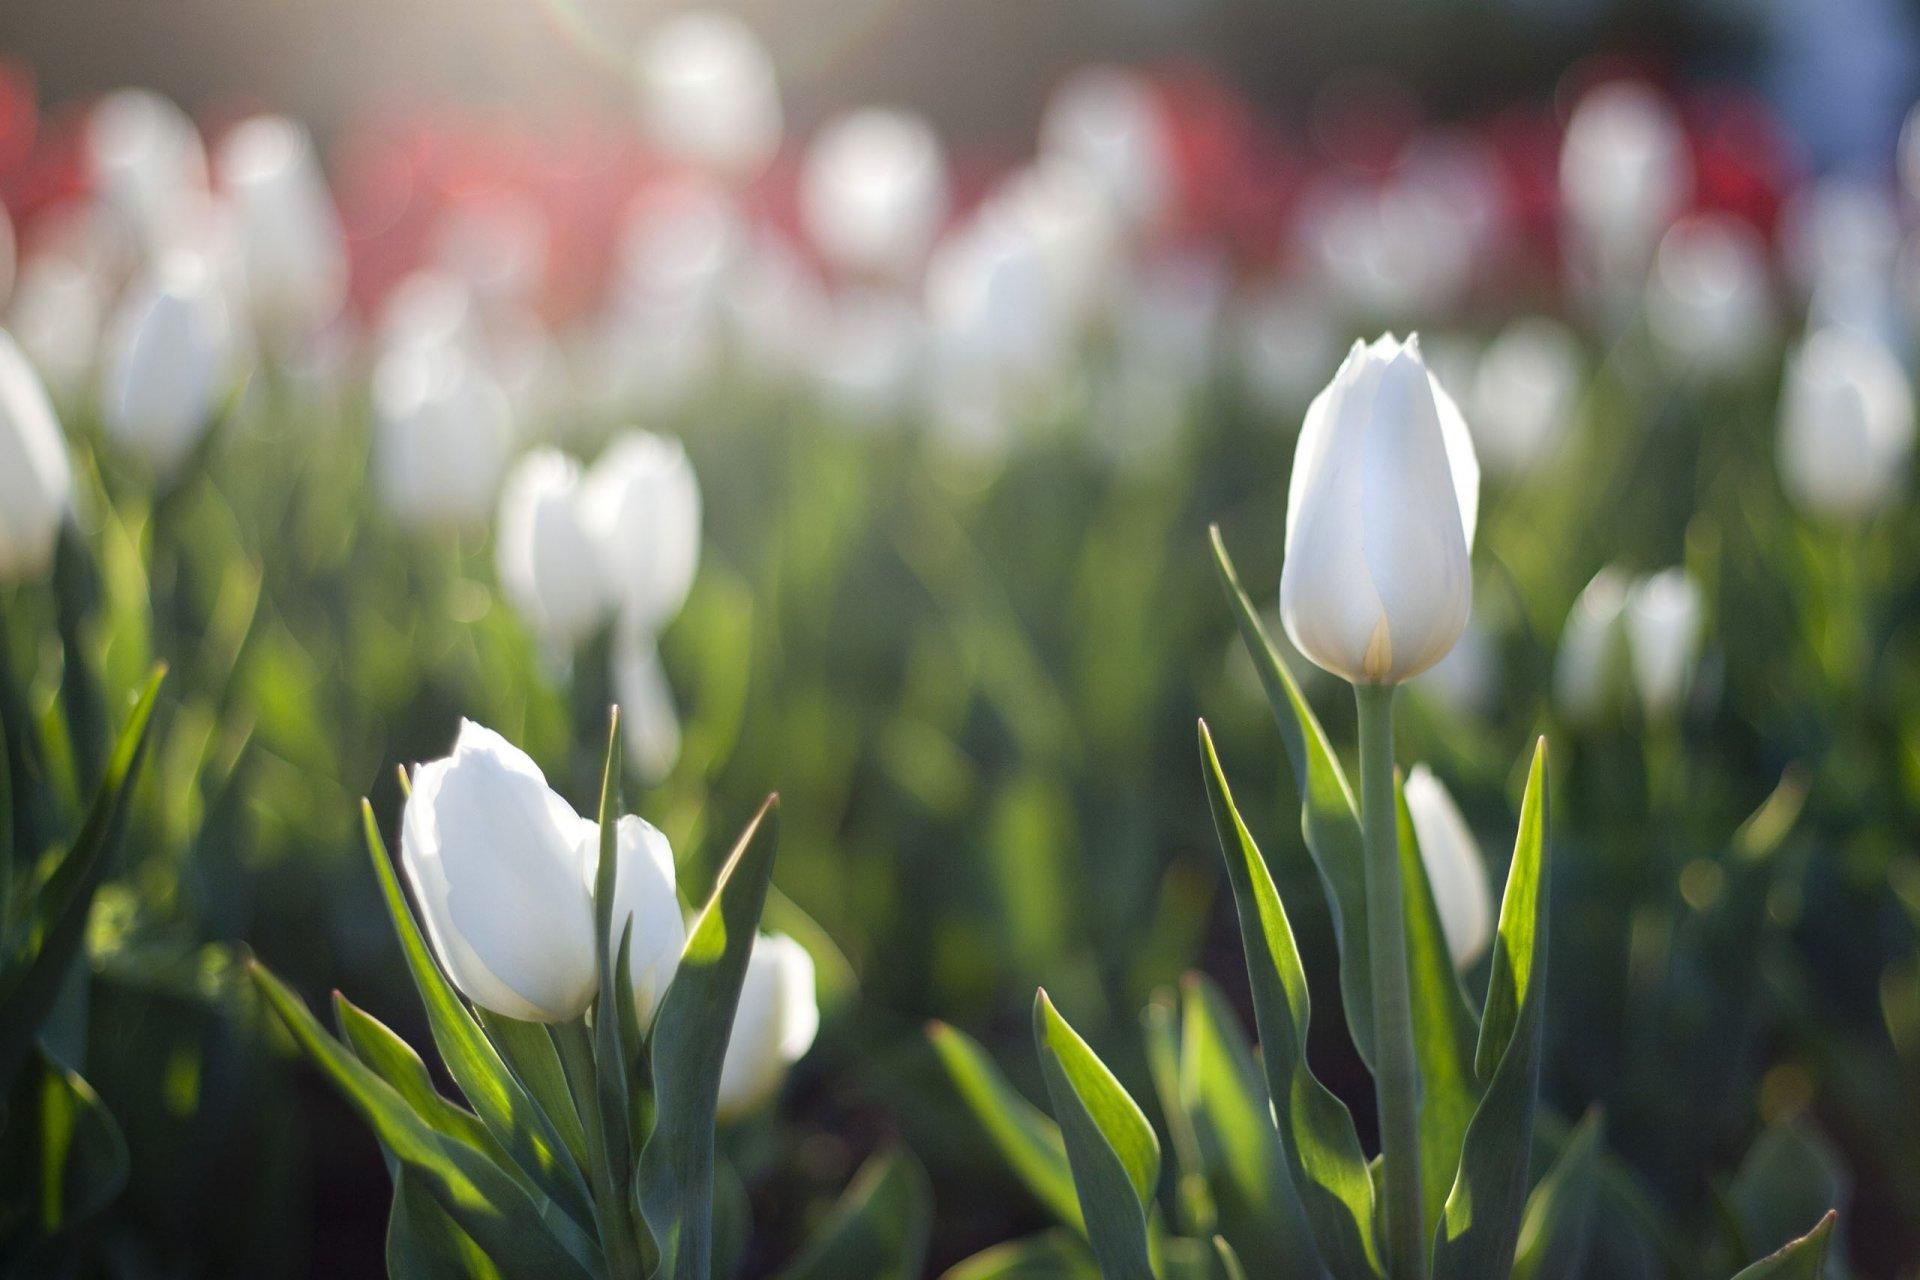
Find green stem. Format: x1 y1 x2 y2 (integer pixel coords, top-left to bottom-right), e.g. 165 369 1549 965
553 1019 645 1280
1356 682 1426 1280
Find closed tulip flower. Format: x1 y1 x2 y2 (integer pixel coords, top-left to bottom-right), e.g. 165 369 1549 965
496 450 612 648
216 116 348 345
716 933 819 1120
1644 214 1774 377
373 341 513 528
635 12 782 178
1554 567 1631 724
401 721 600 1023
1039 67 1173 236
800 108 948 281
611 624 683 783
0 328 75 582
1626 568 1704 721
1403 765 1493 971
598 815 687 1027
1280 334 1481 686
86 89 211 259
102 251 235 478
1469 317 1582 476
1559 82 1689 270
582 432 702 635
1777 326 1915 519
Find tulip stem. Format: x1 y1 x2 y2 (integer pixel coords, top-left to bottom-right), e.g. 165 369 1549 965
1356 682 1426 1280
554 1018 646 1279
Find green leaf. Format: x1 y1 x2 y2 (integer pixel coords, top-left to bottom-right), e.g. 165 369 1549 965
474 1009 590 1172
587 712 643 1280
1198 720 1380 1280
1511 1110 1604 1280
1176 973 1319 1278
387 1166 507 1280
1432 739 1551 1280
0 668 164 1097
1211 1236 1248 1280
1143 993 1216 1238
776 1147 933 1280
1210 527 1376 1069
637 795 781 1280
927 1019 1082 1231
249 961 599 1278
1032 990 1157 1280
359 799 596 1231
1729 1212 1836 1280
1727 1125 1848 1265
1 1043 128 1243
938 1229 1100 1280
1394 775 1482 1238
335 995 506 1165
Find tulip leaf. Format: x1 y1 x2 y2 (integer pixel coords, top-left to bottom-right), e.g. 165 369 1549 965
335 994 506 1165
1728 1212 1836 1280
1199 720 1381 1280
1032 990 1158 1280
474 1010 590 1172
1142 993 1216 1240
776 1147 933 1280
637 794 781 1280
359 800 596 1232
938 1229 1101 1280
1395 775 1482 1238
1211 1236 1248 1280
1176 973 1319 1278
1511 1109 1604 1280
1209 528 1376 1070
249 961 600 1279
0 668 163 1098
587 712 643 1280
0 1042 129 1263
1432 739 1551 1280
927 1019 1082 1231
387 1166 507 1280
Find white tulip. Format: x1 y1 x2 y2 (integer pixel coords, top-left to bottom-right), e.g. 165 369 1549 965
215 116 348 345
726 233 827 384
716 933 818 1120
1625 568 1704 721
1559 82 1689 270
431 193 550 309
1233 281 1342 412
1553 567 1630 724
1779 179 1901 297
1644 214 1774 377
401 720 600 1023
1777 326 1914 520
102 251 235 478
634 12 782 177
86 89 211 259
1281 334 1480 686
373 340 513 528
1469 317 1582 476
7 252 107 402
801 109 948 280
1039 67 1173 235
582 432 702 634
1416 614 1496 718
496 450 612 648
596 815 687 1027
1403 766 1493 971
0 328 75 582
808 287 926 424
611 625 683 783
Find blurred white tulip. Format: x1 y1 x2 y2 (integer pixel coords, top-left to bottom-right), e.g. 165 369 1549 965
716 933 819 1120
1553 567 1631 724
0 328 75 582
1469 317 1583 476
1779 178 1901 297
372 340 513 528
6 252 107 401
215 116 348 346
1559 82 1690 284
1281 334 1480 686
726 233 827 384
401 720 600 1023
635 12 782 177
808 287 926 424
582 431 702 634
431 193 550 309
1403 765 1493 971
1644 214 1774 377
801 109 949 280
1233 281 1342 413
1777 325 1915 520
1625 568 1704 721
86 89 212 260
611 624 683 783
496 450 612 648
1040 67 1174 236
1416 614 1496 718
102 251 236 478
596 815 687 1027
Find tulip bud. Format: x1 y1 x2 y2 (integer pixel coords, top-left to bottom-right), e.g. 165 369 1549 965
1777 325 1915 520
582 432 702 635
1039 67 1173 236
1280 334 1480 686
1644 214 1774 377
102 251 236 478
496 450 612 648
1403 765 1493 971
808 287 926 424
634 12 782 178
1468 317 1582 476
8 252 108 403
611 624 683 783
215 116 348 345
716 932 818 1120
1559 82 1689 273
800 109 948 281
401 720 600 1023
597 815 687 1027
0 328 75 582
87 89 212 260
1553 568 1630 724
373 340 513 528
1625 568 1704 721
